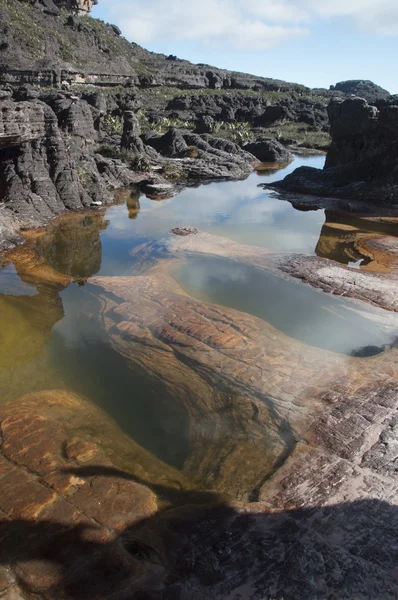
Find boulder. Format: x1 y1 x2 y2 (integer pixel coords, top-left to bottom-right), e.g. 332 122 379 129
194 114 215 134
243 138 292 163
121 110 145 153
272 96 398 203
145 127 188 158
107 23 122 36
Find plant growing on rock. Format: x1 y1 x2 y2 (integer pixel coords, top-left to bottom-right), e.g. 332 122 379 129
97 144 120 159
161 162 185 180
213 121 253 144
102 114 123 135
184 145 199 158
128 153 151 172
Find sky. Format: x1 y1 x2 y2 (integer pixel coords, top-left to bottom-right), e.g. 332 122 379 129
93 0 397 93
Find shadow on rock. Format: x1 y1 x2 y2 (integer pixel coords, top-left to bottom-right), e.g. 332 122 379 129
2 470 398 599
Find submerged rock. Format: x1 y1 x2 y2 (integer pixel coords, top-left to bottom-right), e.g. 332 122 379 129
88 230 398 498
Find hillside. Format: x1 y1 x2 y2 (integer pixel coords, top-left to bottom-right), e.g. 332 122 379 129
0 0 310 91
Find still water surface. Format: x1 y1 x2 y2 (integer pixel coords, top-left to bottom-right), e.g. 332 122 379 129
1 155 397 481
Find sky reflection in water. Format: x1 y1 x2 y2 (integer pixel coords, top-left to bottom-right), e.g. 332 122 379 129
1 154 398 475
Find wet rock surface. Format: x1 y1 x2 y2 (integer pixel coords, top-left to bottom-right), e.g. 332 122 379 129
0 390 174 599
88 232 398 498
0 93 141 249
0 225 398 597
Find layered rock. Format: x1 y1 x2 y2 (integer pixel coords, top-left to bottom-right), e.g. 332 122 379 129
0 389 195 599
243 137 292 163
55 0 98 14
1 226 398 597
86 231 398 498
273 96 398 203
1 0 315 91
0 93 143 249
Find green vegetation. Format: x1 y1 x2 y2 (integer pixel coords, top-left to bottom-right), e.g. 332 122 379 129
139 86 329 107
97 145 151 171
264 122 331 150
213 121 253 144
136 111 194 133
161 162 185 180
102 114 123 135
184 146 200 158
128 153 151 172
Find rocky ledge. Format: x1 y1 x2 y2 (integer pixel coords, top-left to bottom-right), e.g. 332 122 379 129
0 91 258 249
271 96 398 204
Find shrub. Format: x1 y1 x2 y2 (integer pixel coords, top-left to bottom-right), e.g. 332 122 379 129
102 114 123 135
185 145 199 158
97 144 120 159
128 153 151 172
161 162 185 180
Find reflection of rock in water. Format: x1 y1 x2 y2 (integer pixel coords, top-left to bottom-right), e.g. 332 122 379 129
0 210 108 396
36 211 108 279
88 266 398 500
0 292 64 373
316 210 398 271
127 193 141 220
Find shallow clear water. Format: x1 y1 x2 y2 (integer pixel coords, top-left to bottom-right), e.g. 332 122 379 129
1 155 398 487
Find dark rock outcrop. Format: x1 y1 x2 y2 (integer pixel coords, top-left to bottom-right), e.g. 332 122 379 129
0 94 138 249
272 97 398 203
243 137 292 163
330 79 391 103
144 127 188 158
194 114 215 134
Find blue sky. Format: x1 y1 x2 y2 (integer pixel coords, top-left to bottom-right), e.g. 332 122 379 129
93 1 397 93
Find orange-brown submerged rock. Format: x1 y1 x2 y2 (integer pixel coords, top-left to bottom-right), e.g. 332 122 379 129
0 389 193 598
89 268 398 500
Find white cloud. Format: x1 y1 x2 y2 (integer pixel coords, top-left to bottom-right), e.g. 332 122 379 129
98 0 398 48
100 0 309 49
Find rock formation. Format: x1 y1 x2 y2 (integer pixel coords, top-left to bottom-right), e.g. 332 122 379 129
0 91 152 249
330 79 391 102
272 96 398 203
55 0 98 14
0 226 398 598
82 229 398 499
243 137 292 163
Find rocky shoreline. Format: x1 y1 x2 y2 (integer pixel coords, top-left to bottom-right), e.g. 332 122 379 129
1 1 398 598
271 96 398 204
1 0 395 250
1 223 398 597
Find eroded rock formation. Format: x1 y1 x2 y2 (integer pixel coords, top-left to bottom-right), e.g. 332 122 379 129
55 0 97 15
330 79 391 102
0 226 398 598
273 96 398 203
86 231 398 498
0 93 142 249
